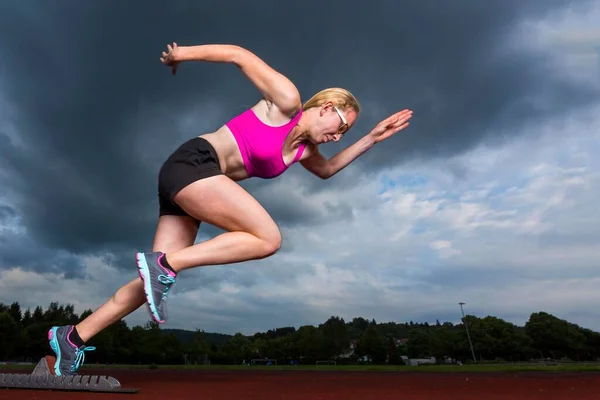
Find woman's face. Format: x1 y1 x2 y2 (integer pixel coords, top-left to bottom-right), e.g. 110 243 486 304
308 102 357 144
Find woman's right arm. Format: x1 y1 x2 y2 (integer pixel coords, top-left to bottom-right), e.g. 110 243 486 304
169 43 302 116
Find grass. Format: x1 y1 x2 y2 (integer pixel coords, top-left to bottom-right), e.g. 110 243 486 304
3 362 600 373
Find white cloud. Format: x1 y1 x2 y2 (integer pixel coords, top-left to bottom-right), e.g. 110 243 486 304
0 256 153 327
162 99 600 334
513 0 600 88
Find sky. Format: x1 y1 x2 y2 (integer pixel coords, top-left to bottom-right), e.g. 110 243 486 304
1 0 599 336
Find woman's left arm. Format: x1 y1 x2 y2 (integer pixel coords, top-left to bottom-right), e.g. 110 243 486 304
300 135 375 179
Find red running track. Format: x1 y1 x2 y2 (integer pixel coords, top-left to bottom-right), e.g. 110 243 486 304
1 368 600 400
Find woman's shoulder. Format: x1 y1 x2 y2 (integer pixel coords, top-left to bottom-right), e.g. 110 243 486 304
251 99 301 126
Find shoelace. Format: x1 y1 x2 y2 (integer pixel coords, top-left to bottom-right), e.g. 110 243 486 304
158 274 176 300
70 345 96 373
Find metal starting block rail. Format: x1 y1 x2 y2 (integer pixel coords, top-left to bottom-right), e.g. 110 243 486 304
0 356 139 393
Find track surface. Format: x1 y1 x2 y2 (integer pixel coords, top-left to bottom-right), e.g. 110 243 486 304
1 368 600 399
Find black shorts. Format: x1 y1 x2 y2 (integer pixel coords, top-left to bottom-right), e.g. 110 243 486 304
158 137 223 217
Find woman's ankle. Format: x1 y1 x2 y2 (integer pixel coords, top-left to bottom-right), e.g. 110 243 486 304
158 253 177 274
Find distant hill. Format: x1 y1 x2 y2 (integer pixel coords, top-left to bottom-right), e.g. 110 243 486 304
161 329 232 346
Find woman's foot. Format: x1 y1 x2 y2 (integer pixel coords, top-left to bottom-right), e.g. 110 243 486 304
47 325 96 376
135 251 177 324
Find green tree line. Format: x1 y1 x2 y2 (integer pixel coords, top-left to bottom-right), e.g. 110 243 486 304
0 302 599 365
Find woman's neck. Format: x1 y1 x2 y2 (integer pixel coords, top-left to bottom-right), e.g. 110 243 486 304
289 112 311 147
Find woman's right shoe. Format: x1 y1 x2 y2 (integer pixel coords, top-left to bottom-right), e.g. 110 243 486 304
136 251 177 324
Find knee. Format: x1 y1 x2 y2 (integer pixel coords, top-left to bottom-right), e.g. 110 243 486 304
260 230 282 258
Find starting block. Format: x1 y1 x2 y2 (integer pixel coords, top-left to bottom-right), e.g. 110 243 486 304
0 356 139 393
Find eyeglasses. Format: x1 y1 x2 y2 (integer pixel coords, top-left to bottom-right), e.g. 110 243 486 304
334 106 348 135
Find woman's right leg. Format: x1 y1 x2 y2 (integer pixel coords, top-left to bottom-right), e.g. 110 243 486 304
136 174 283 324
165 174 283 270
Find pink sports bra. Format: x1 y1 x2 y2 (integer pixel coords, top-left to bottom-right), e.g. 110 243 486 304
225 108 306 179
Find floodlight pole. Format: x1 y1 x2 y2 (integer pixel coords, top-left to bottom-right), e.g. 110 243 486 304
459 302 477 363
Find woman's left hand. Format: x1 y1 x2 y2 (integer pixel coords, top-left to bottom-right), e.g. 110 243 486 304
367 109 413 144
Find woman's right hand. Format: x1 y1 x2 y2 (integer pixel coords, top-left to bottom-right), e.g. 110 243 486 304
366 109 413 144
160 42 182 75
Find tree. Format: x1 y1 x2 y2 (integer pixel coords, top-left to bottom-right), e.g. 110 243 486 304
429 324 459 360
2 300 600 367
320 316 350 360
525 312 589 360
386 337 403 365
9 302 22 324
0 313 19 360
358 325 386 363
295 325 322 361
347 317 370 338
222 333 253 364
406 329 431 359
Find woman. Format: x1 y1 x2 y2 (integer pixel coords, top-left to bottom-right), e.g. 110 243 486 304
47 43 413 376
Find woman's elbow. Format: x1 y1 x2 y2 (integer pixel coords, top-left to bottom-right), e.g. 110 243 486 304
318 168 333 180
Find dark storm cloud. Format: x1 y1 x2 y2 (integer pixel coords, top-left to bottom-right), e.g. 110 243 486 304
0 0 595 272
0 205 16 222
0 233 86 279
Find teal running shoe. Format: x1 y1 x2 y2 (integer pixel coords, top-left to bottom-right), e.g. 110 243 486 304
136 251 176 324
47 325 96 376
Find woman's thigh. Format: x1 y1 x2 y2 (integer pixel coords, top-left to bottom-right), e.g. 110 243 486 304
173 175 281 244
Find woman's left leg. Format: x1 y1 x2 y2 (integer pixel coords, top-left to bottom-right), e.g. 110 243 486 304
48 214 199 376
75 215 199 342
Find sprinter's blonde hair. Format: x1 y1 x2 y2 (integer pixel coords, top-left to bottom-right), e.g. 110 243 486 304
302 87 361 113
